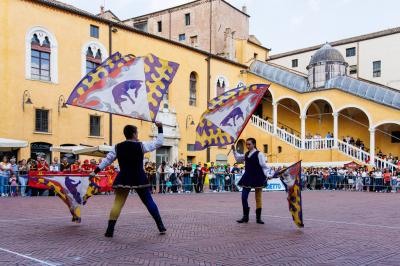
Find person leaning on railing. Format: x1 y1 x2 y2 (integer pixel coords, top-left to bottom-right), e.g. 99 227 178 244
18 159 29 197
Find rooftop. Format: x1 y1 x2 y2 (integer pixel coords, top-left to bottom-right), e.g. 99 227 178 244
269 26 400 60
30 0 248 69
249 60 400 110
308 43 346 67
127 0 250 21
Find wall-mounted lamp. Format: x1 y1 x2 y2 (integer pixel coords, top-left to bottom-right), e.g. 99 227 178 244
186 114 195 129
22 90 33 111
58 95 68 114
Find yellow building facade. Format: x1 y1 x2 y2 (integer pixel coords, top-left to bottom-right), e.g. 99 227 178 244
1 0 399 169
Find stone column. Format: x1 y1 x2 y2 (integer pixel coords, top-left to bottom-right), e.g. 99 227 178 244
369 128 375 166
332 112 339 148
300 114 306 149
272 101 278 135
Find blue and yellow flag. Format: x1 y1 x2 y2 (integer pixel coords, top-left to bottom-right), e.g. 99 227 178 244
276 161 304 228
194 84 269 150
67 52 179 122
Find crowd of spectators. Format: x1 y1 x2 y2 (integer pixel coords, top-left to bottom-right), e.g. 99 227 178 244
145 161 245 194
303 166 400 193
1 154 399 197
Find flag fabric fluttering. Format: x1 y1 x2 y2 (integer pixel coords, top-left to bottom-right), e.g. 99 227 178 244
194 84 269 150
67 52 179 122
28 172 114 223
275 161 304 228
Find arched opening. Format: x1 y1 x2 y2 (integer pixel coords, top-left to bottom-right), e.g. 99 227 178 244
337 107 370 151
305 99 334 139
31 34 51 81
60 144 79 164
189 72 197 106
374 122 400 164
253 89 273 121
277 98 301 137
26 27 58 82
30 142 52 163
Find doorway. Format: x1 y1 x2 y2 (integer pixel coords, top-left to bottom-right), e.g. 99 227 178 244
156 146 170 166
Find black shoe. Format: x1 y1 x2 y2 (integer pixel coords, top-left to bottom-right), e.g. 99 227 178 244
155 217 167 234
105 220 117 238
237 207 250 223
256 208 264 224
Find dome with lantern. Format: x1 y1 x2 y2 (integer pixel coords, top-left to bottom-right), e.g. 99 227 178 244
306 43 348 89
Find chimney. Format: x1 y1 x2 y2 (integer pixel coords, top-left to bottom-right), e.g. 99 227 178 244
242 5 247 14
100 5 105 15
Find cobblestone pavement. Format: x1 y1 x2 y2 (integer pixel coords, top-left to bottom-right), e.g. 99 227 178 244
0 191 399 265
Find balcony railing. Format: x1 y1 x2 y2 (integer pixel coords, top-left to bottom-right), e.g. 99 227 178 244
250 115 398 171
375 157 397 172
250 116 273 134
276 127 302 148
337 139 370 163
304 138 334 150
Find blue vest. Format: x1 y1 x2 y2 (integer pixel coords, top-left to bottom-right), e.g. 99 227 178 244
238 150 266 188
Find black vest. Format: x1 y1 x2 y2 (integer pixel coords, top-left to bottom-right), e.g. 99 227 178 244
238 150 266 188
114 141 148 187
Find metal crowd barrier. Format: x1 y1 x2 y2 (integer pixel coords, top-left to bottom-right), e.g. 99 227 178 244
303 174 400 192
1 173 399 197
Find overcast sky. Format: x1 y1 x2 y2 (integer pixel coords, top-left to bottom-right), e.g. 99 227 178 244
61 0 400 54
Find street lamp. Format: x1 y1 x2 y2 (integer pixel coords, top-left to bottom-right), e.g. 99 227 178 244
22 90 33 111
58 95 68 114
186 114 195 128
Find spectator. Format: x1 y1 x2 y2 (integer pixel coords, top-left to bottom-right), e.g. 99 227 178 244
50 157 60 172
37 156 49 171
356 171 363 192
81 160 92 172
60 157 70 171
193 164 203 193
374 169 383 192
157 161 167 193
9 173 18 197
391 171 398 193
209 162 215 191
215 164 226 192
383 169 391 192
183 163 192 193
0 156 11 197
18 159 28 197
71 160 81 172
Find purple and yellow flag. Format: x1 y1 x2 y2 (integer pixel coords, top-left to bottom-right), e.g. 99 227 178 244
276 161 304 228
194 84 269 150
67 52 179 121
28 172 100 223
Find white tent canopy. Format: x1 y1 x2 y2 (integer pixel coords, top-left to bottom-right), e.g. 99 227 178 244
0 138 28 151
51 146 86 154
51 145 112 157
74 145 112 157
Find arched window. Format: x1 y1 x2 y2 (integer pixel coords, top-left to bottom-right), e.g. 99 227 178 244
25 27 58 82
86 47 102 73
30 34 51 81
189 72 197 106
81 41 107 77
